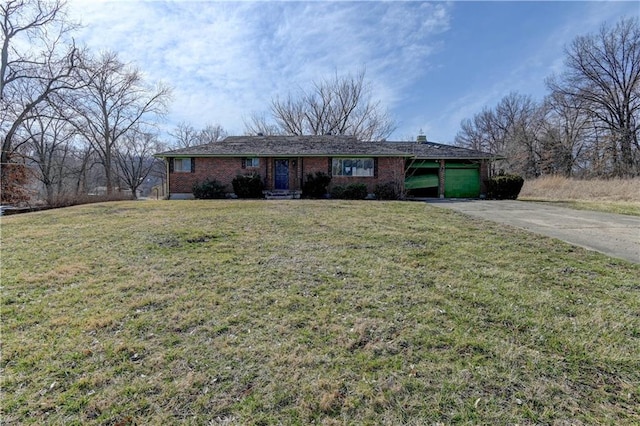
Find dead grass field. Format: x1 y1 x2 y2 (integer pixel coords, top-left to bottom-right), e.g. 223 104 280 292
2 200 639 425
520 176 640 216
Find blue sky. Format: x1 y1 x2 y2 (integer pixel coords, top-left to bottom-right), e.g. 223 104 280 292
67 1 638 143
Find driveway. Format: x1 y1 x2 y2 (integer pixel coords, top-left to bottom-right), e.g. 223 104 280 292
426 199 640 264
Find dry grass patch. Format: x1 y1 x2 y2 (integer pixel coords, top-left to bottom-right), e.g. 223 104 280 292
520 176 640 215
2 200 639 424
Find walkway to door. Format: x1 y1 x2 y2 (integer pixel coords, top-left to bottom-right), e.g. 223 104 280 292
426 199 640 264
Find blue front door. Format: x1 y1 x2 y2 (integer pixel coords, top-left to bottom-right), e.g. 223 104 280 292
274 159 289 190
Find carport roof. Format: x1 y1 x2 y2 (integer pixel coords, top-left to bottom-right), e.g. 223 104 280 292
155 135 499 159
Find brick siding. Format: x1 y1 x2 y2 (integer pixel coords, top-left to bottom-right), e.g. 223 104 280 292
168 157 266 194
169 156 406 196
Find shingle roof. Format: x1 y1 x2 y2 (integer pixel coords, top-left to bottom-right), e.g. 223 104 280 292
389 142 499 159
155 135 498 159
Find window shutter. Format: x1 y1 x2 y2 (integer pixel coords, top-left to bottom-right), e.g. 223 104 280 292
191 158 195 173
328 157 332 175
169 158 174 173
241 158 246 169
374 158 378 178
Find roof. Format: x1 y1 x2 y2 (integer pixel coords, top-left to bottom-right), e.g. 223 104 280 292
155 135 498 160
389 142 499 160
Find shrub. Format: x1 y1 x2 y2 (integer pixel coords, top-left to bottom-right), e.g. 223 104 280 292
192 179 227 199
232 174 264 198
302 172 332 198
0 161 32 205
485 174 524 199
374 182 400 200
51 193 131 208
331 183 368 200
330 185 345 199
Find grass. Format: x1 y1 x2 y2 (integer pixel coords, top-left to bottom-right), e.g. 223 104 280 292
519 176 640 216
2 200 639 425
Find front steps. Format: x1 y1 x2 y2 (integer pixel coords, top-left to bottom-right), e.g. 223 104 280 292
263 190 301 200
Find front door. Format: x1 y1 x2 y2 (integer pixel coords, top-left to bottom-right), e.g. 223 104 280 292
274 159 289 190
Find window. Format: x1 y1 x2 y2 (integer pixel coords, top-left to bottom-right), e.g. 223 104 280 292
173 158 192 172
332 158 375 177
245 158 260 168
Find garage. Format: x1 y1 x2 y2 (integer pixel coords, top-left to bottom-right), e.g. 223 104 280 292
444 163 481 198
396 138 496 198
405 160 482 198
404 159 440 197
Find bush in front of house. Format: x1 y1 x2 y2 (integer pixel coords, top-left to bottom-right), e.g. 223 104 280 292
302 172 332 198
374 182 400 200
232 174 264 198
192 179 227 199
485 174 525 199
330 183 368 200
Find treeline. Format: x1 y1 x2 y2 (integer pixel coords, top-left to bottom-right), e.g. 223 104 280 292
2 2 389 206
455 17 639 179
0 0 176 206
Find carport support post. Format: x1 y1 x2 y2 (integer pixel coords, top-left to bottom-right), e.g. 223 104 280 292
438 159 445 198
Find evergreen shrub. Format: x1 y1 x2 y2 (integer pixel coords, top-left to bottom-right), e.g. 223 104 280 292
192 179 227 199
232 174 264 198
374 182 400 200
302 172 332 198
485 174 524 199
331 183 368 200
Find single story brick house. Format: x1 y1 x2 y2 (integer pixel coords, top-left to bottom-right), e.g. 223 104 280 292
154 135 498 199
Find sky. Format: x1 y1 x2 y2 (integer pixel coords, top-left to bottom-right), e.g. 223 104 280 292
66 1 639 144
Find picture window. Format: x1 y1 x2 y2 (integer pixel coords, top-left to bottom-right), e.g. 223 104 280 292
332 158 374 177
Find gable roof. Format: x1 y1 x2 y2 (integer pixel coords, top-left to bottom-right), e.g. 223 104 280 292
155 135 498 160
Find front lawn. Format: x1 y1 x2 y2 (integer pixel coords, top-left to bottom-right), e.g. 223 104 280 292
2 200 638 424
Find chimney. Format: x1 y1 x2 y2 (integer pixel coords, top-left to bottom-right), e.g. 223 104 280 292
416 129 426 143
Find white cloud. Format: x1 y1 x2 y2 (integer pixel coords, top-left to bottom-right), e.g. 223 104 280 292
67 0 452 139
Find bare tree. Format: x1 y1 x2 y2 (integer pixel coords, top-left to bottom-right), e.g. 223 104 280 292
114 130 161 199
455 93 545 178
251 70 395 141
538 92 593 176
198 123 227 143
547 17 640 176
68 142 98 197
22 105 76 204
67 51 171 194
496 93 546 178
169 122 226 147
455 109 503 154
1 0 80 200
169 121 200 148
243 112 285 136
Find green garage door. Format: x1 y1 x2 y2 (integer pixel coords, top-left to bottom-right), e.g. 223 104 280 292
445 166 480 198
404 173 439 190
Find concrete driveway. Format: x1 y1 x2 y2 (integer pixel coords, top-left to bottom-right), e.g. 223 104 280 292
426 199 640 264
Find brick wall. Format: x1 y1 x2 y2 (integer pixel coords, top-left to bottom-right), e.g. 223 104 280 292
168 157 266 194
169 156 406 196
